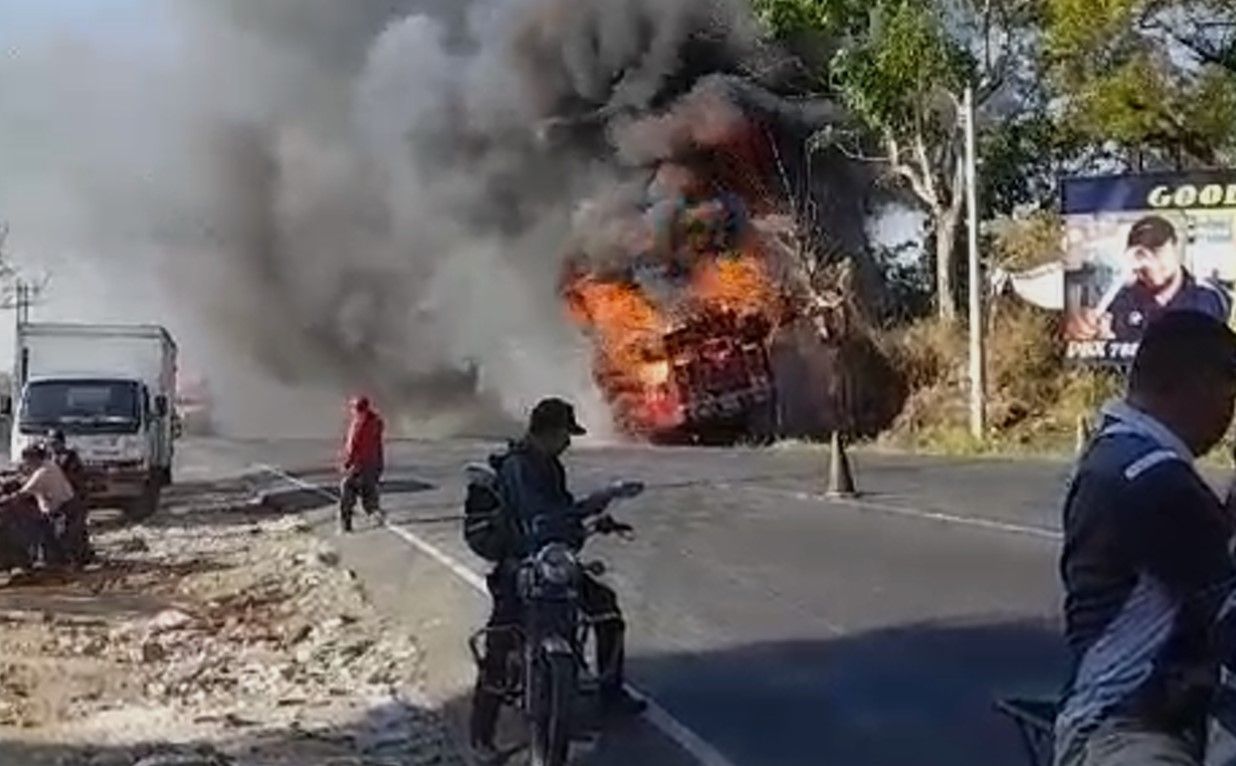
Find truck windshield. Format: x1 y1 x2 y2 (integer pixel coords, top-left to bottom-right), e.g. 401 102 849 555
19 379 143 435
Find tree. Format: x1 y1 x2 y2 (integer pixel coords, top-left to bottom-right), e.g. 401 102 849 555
0 223 47 311
755 0 1042 321
1044 0 1236 170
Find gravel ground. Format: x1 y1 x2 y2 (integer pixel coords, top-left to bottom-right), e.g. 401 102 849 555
0 480 464 766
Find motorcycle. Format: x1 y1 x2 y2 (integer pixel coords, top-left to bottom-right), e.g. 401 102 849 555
0 482 42 571
469 489 640 766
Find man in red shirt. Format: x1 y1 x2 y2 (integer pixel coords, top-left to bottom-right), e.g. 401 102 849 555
340 396 385 533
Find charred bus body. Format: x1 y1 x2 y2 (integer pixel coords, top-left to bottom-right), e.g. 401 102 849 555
656 310 776 444
594 306 777 445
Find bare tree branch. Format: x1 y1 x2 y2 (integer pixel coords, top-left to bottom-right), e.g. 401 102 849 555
886 132 938 211
949 154 966 221
912 129 941 205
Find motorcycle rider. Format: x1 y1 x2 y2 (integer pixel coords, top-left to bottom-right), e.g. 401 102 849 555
469 397 645 762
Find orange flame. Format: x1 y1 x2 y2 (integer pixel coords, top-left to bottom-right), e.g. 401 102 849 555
564 250 782 436
691 254 776 314
561 105 789 439
564 277 683 434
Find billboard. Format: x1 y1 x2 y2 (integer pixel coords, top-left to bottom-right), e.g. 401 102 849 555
1062 171 1236 363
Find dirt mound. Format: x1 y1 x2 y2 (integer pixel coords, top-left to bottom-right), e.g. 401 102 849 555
0 496 462 766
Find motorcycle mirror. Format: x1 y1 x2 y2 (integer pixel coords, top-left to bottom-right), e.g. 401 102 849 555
610 480 645 499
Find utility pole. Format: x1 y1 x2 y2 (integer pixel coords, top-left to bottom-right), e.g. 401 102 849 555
14 279 29 327
13 279 30 392
964 86 986 441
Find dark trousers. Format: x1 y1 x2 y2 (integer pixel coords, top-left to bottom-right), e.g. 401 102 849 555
39 498 90 567
0 500 41 569
469 566 627 746
1054 715 1203 765
59 498 91 565
339 467 381 529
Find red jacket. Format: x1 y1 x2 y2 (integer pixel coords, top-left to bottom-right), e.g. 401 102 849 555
343 409 384 473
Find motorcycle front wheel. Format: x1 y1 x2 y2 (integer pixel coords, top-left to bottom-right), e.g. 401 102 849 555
529 651 576 766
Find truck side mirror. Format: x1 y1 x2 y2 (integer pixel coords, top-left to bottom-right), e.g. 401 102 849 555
154 395 169 417
0 396 11 417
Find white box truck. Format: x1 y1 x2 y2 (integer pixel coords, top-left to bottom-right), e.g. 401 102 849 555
4 323 178 520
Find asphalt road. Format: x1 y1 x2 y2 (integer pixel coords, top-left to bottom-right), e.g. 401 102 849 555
175 437 1076 766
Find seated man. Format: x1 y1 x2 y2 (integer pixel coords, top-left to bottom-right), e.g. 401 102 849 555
1 445 77 567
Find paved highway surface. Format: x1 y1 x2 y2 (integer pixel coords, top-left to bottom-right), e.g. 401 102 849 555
176 437 1077 766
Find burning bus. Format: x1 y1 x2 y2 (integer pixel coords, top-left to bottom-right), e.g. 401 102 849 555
564 260 780 443
561 170 790 443
553 76 873 444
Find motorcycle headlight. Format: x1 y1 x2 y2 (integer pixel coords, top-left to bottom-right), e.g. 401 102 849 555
535 543 578 586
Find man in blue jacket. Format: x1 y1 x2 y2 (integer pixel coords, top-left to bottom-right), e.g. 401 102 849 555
1056 310 1236 765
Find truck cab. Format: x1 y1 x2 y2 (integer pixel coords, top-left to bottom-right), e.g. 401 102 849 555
11 376 171 515
5 324 178 520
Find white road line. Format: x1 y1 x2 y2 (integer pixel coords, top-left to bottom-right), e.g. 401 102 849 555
384 522 487 592
735 484 1063 542
253 463 737 766
253 465 488 590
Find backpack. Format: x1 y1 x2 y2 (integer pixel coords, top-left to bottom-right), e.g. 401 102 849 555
463 450 518 562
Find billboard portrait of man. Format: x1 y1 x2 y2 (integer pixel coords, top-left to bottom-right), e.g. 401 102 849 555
1066 215 1233 345
1103 215 1232 339
1062 172 1236 363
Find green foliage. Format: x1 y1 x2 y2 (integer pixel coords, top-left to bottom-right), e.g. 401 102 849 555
990 212 1064 271
746 0 845 38
830 3 973 133
751 0 856 38
1044 0 1236 166
979 113 1060 216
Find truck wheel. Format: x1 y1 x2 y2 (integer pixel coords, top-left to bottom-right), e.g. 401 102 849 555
124 484 160 522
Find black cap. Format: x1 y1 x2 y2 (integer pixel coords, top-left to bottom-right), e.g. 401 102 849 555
529 397 587 436
1127 215 1177 249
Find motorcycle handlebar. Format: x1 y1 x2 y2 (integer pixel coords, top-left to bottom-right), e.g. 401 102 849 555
588 515 635 539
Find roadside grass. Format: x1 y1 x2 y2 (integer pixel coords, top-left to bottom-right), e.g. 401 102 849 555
777 303 1236 469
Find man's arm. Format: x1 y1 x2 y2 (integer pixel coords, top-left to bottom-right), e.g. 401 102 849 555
1123 462 1236 607
5 470 45 507
1123 467 1236 671
342 420 360 471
